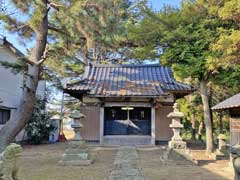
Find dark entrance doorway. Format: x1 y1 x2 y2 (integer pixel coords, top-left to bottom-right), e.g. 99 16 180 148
104 107 151 135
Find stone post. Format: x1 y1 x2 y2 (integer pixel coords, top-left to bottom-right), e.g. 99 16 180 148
168 103 186 149
59 110 93 166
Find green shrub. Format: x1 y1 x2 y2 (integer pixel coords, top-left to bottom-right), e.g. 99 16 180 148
25 98 53 144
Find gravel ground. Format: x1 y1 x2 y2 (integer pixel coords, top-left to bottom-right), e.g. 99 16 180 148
19 143 117 180
19 143 233 180
137 146 233 180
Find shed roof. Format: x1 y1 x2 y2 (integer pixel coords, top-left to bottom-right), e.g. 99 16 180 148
65 63 193 98
212 93 240 110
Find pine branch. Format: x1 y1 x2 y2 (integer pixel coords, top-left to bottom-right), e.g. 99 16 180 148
11 24 30 32
47 1 62 11
36 44 49 65
84 3 102 12
0 58 28 74
48 25 67 35
24 58 36 66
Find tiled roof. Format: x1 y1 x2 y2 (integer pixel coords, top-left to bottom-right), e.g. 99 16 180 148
65 64 193 97
212 93 240 110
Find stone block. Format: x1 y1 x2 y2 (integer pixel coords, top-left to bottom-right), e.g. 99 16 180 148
59 140 93 166
59 159 93 166
168 140 186 149
212 149 229 160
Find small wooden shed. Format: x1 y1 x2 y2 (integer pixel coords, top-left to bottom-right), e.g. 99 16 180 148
64 63 193 145
212 93 240 146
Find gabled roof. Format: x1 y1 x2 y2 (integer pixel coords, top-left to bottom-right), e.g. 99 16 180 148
65 63 193 98
212 93 240 110
0 37 24 57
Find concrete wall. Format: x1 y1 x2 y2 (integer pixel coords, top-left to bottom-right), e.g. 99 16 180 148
0 46 24 110
0 44 46 142
0 46 25 141
155 106 173 141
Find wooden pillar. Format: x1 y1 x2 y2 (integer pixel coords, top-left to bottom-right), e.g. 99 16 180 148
100 107 104 145
151 107 156 145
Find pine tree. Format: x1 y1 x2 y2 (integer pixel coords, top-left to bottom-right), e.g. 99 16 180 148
0 0 50 152
0 0 136 152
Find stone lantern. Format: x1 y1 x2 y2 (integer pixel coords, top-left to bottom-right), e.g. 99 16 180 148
213 134 228 160
217 134 227 152
230 145 240 180
70 110 85 141
59 110 93 166
168 103 186 149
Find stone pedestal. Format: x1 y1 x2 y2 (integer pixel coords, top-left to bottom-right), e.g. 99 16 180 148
59 110 93 166
168 103 186 149
230 145 240 180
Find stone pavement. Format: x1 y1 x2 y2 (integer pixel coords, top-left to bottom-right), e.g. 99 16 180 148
107 146 145 180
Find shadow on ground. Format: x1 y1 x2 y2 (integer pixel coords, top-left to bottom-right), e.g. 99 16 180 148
137 146 233 180
19 143 233 180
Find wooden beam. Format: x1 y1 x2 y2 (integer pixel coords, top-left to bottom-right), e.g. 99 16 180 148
100 107 104 145
151 107 156 145
104 102 152 107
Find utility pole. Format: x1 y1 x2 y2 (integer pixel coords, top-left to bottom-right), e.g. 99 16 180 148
58 91 67 142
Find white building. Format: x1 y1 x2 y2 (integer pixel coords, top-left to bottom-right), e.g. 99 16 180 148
0 37 45 141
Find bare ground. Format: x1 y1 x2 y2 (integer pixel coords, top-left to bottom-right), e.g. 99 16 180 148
138 147 233 180
19 143 233 180
19 143 117 180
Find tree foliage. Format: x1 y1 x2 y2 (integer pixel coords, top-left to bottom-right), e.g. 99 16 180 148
45 0 140 78
25 98 52 144
200 0 240 67
126 0 240 154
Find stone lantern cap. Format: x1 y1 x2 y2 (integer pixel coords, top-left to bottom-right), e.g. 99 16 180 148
51 114 61 120
70 110 86 119
217 134 227 140
167 103 184 118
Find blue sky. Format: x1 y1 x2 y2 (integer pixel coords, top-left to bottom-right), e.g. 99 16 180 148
1 0 181 54
149 0 181 10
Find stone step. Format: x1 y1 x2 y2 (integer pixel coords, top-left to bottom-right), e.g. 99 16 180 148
103 136 152 145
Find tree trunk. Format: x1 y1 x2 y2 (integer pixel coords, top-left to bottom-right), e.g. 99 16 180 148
188 94 196 140
209 88 214 133
219 112 223 133
191 112 196 140
198 120 204 142
0 1 49 152
200 80 213 154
